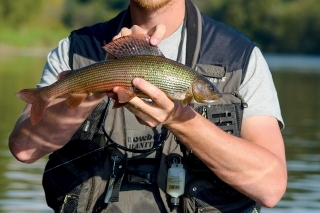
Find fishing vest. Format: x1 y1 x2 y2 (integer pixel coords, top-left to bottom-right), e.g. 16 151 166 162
42 1 261 212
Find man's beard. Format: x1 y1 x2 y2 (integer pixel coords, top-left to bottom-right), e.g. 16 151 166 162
131 0 173 10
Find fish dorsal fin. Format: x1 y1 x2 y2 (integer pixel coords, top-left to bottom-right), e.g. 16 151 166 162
102 34 164 58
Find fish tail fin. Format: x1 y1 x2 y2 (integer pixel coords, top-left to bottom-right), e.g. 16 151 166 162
16 88 49 125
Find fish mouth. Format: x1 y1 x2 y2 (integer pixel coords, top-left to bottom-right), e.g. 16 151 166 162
192 99 219 105
191 78 222 103
191 90 222 104
201 99 219 104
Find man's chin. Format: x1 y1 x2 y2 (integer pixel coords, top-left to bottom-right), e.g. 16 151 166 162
131 0 172 11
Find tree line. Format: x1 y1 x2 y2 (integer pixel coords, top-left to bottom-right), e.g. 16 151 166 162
0 0 319 54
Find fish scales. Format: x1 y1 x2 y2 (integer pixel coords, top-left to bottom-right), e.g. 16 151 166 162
43 55 198 99
16 34 221 125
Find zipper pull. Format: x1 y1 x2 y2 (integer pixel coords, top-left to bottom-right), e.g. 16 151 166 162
197 207 204 213
60 194 78 213
231 91 248 108
104 175 116 203
201 106 207 118
104 155 121 203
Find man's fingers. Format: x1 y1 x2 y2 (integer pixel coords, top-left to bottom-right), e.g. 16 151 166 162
112 27 132 40
113 25 146 40
112 24 167 46
131 78 171 109
148 24 166 46
125 102 158 127
131 25 146 34
106 92 118 100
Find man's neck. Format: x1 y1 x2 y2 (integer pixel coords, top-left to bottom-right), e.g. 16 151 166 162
130 0 186 39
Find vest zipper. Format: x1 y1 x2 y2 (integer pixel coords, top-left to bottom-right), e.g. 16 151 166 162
85 177 95 212
60 193 78 213
231 91 248 108
201 106 208 118
197 207 204 213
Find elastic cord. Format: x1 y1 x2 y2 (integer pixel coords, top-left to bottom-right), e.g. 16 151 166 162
101 98 165 153
101 17 187 153
176 17 187 63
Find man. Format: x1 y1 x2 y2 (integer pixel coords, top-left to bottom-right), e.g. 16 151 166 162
9 0 287 212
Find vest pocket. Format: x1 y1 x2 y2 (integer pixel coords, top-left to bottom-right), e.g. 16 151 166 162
42 139 128 213
42 152 101 213
183 176 259 213
42 138 109 213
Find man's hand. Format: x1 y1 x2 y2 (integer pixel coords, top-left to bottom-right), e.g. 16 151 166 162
107 24 183 123
113 24 166 46
112 78 195 127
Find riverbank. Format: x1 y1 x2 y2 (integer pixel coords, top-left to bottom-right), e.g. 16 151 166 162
0 45 52 58
264 53 320 71
1 46 320 71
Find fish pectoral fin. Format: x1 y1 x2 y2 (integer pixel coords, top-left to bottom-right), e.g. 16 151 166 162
112 101 127 109
66 93 89 109
182 93 193 107
117 87 136 103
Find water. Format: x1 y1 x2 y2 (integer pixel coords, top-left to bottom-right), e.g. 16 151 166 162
0 54 319 213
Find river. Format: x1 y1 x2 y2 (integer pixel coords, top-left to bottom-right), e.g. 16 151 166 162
0 53 319 212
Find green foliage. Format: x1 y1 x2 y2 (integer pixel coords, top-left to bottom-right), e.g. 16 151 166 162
0 0 70 47
193 0 320 54
62 0 129 28
0 56 46 134
0 0 319 54
275 0 320 54
0 26 71 47
197 0 279 48
0 0 43 28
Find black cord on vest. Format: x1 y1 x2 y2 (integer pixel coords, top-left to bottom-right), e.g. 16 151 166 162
101 20 187 153
176 16 186 63
101 98 165 153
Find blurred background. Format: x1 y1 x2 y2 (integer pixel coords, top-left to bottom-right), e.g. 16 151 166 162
0 0 319 212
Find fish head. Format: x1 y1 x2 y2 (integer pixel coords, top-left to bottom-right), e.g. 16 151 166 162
191 78 222 104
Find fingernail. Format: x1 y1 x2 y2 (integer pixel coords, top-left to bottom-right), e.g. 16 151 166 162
150 37 158 46
132 78 140 85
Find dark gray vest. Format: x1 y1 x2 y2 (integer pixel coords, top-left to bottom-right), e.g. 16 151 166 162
42 1 261 213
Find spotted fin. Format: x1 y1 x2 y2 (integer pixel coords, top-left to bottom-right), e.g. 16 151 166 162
102 34 164 58
16 88 50 125
117 87 136 103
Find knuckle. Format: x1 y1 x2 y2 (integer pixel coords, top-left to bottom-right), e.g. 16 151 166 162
134 103 144 110
112 34 120 40
147 120 158 128
155 24 166 32
131 25 142 33
120 27 131 36
149 123 157 128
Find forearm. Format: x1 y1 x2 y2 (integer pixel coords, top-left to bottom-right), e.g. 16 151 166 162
9 95 104 163
166 108 287 207
118 77 286 206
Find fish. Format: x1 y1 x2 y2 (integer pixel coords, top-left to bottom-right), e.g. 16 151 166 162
16 34 221 125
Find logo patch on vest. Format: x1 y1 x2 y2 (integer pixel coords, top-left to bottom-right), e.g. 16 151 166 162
125 109 167 150
126 128 167 150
